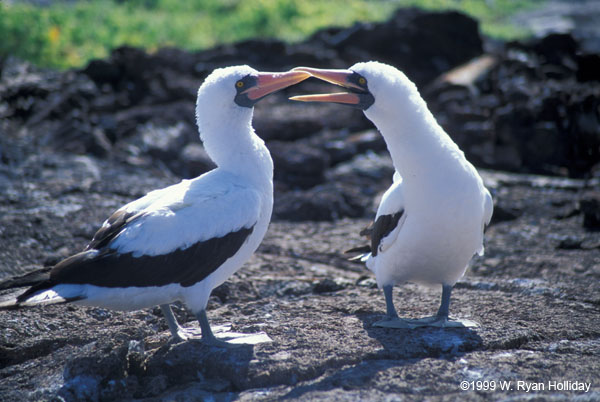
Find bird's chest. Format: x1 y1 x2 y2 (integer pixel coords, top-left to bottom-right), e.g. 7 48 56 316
404 183 482 236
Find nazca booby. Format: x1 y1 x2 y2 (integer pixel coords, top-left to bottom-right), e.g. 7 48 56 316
292 62 493 328
0 66 310 345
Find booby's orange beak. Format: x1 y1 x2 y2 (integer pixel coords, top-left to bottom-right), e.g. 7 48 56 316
294 67 364 90
289 67 374 110
243 70 311 101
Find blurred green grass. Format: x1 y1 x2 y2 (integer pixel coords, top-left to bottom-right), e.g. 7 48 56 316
0 0 546 69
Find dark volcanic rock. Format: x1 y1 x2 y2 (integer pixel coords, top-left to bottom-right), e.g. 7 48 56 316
273 152 394 221
426 33 600 178
1 6 600 401
332 9 483 86
268 140 331 189
1 166 599 400
304 8 483 86
274 181 365 221
3 8 598 185
176 143 217 179
577 53 600 82
580 193 600 231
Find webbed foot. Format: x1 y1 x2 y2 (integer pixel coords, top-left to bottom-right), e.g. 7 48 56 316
373 317 414 329
404 315 479 328
170 327 203 342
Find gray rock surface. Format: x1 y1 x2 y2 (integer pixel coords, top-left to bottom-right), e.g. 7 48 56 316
0 151 599 401
0 6 599 401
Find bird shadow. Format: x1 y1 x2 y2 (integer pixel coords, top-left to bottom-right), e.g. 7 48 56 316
140 338 257 390
280 310 483 400
58 332 257 399
358 311 484 358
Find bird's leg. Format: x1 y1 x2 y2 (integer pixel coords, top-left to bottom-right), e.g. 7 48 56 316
383 284 399 320
161 304 185 341
160 304 201 342
436 284 452 319
373 285 412 328
405 285 453 327
405 284 479 328
196 309 240 348
408 284 453 325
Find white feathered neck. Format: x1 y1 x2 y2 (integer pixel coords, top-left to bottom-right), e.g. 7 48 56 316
195 65 273 185
353 62 464 182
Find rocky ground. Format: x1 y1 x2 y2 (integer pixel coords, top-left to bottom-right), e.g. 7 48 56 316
0 7 599 402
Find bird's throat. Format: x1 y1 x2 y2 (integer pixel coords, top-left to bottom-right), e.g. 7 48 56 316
368 107 458 182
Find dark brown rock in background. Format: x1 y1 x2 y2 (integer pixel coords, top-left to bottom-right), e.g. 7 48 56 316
580 192 600 231
1 7 599 400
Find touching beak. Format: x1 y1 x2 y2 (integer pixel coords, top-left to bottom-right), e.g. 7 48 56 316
243 70 311 101
294 67 363 90
289 67 373 110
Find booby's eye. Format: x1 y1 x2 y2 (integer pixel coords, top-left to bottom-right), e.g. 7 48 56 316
236 81 245 88
358 77 367 85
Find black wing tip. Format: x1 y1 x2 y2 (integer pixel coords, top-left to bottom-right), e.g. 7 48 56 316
87 210 141 250
344 245 371 255
359 227 373 238
370 210 404 258
0 267 52 291
344 245 371 262
348 254 369 262
8 291 85 308
0 267 55 310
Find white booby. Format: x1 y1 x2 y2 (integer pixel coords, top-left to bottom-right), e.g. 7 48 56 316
0 66 309 345
292 62 493 328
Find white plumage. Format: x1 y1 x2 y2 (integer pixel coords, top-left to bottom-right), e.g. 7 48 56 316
293 61 493 327
356 62 493 286
1 65 309 344
111 171 264 258
369 176 405 258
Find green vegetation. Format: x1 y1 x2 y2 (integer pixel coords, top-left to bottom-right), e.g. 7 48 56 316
0 0 545 69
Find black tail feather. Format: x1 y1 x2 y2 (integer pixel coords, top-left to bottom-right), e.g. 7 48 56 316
359 227 373 238
344 245 371 262
0 293 85 310
0 267 51 291
0 267 55 308
344 245 371 255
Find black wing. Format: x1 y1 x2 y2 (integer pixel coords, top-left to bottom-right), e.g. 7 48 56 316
370 210 404 257
85 209 144 250
14 225 255 303
1 210 137 292
344 211 404 259
344 223 372 258
51 225 255 288
0 267 52 291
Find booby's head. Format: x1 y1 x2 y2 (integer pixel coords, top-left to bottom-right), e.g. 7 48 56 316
195 65 309 173
196 65 310 133
290 61 419 118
